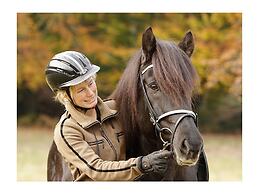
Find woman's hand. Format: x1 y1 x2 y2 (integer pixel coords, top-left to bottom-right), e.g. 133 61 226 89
137 150 173 174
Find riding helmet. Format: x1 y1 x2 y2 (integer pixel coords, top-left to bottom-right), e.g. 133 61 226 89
45 51 100 92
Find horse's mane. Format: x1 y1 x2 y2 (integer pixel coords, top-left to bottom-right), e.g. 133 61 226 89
153 40 198 105
112 40 198 153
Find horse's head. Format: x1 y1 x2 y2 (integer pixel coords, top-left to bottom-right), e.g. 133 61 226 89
140 27 203 166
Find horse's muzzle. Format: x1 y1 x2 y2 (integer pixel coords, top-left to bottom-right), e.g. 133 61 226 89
174 138 203 166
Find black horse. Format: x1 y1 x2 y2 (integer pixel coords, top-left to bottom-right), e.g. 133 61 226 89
47 27 209 181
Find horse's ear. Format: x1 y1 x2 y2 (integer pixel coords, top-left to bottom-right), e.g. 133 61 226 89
142 27 156 63
178 31 195 57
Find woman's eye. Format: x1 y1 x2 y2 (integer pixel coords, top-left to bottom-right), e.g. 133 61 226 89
148 81 159 91
88 80 95 87
78 88 85 93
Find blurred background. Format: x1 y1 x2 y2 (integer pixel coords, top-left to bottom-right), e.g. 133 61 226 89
17 13 242 181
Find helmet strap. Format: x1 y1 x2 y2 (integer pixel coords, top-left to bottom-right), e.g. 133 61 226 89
65 87 72 102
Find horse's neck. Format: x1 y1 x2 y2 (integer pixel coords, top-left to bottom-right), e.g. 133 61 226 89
138 132 161 155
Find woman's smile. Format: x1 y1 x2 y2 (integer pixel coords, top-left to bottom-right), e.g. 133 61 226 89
70 78 98 109
85 96 95 102
84 96 96 104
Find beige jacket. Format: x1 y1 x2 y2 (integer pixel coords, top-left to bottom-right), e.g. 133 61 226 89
54 97 143 181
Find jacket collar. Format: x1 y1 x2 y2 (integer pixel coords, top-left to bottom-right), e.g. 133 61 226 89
65 96 117 129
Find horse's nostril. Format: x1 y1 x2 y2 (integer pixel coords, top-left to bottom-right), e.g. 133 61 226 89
180 139 189 155
189 149 199 159
180 139 202 159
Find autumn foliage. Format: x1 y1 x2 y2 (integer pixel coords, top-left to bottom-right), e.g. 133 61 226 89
17 13 241 132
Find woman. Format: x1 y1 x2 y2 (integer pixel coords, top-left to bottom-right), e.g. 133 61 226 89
45 51 172 181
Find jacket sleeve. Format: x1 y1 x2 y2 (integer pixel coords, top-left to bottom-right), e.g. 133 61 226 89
54 122 143 181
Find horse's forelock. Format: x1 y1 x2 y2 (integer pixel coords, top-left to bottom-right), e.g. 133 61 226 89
153 40 199 106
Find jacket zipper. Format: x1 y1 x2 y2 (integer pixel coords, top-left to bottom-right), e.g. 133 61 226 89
102 113 118 123
84 113 119 160
100 127 118 161
84 113 118 129
116 132 124 142
100 114 119 160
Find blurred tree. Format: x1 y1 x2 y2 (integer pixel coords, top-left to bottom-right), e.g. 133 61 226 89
17 14 52 91
17 13 241 132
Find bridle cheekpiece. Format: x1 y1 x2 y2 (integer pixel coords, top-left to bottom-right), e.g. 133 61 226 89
139 64 198 150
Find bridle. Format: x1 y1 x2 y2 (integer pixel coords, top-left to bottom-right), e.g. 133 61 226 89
139 64 198 151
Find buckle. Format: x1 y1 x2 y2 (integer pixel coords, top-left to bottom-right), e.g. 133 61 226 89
150 116 156 126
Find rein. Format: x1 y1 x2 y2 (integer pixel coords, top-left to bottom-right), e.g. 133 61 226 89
139 64 198 151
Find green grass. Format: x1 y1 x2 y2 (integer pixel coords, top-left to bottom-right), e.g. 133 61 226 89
17 127 242 181
203 133 242 181
17 127 53 181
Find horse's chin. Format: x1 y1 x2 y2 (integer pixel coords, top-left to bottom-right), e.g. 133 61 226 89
175 157 198 166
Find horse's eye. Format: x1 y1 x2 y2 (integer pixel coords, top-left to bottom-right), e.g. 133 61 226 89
148 81 159 91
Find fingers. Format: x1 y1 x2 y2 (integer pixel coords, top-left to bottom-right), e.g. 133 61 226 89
154 161 167 167
152 157 169 166
151 150 162 155
154 164 167 174
156 150 173 159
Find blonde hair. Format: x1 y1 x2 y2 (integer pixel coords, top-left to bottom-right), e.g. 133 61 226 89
54 90 71 106
54 74 97 106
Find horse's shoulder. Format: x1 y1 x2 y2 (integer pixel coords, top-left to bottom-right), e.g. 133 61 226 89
103 98 117 110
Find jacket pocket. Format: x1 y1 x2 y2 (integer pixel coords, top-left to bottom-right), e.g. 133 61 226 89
87 139 104 149
115 132 124 143
87 139 104 156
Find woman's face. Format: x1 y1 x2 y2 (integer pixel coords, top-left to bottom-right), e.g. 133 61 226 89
70 77 98 109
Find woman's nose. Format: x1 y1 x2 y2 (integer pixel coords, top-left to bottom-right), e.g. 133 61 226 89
85 87 95 97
